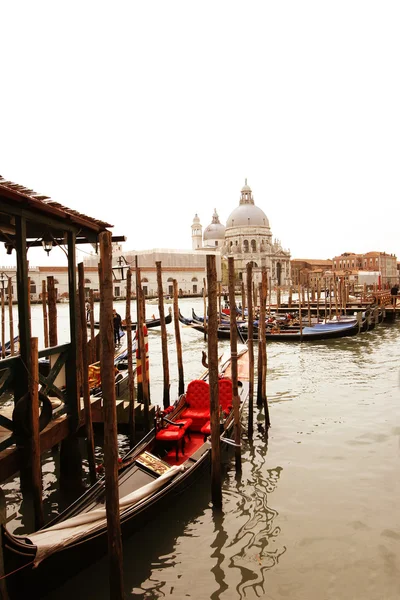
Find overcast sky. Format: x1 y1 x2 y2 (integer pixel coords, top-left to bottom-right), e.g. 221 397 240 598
1 1 399 268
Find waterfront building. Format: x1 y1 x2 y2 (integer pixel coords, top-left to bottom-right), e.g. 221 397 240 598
195 180 292 286
290 259 333 286
332 251 398 286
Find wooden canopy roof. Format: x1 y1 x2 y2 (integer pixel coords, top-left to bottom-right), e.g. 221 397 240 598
0 175 114 249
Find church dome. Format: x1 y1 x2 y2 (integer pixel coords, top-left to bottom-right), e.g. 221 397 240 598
204 209 226 241
226 180 270 229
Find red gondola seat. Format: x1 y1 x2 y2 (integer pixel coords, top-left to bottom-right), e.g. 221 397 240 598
181 379 210 431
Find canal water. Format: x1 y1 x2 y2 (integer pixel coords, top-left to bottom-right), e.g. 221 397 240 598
2 298 400 599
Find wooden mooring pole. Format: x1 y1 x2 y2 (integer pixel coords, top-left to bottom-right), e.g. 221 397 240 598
99 232 125 600
1 290 5 359
78 263 96 484
207 254 222 508
47 276 58 347
0 487 9 599
259 269 270 430
246 262 254 439
42 280 49 349
173 280 184 396
30 337 44 530
125 269 136 446
203 278 207 341
156 261 170 409
8 278 14 356
228 257 241 473
89 289 96 363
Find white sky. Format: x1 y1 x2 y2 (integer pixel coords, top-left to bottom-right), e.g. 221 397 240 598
1 1 399 268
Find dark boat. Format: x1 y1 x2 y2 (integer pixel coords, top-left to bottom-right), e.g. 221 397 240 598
178 310 232 340
239 317 363 342
88 310 172 331
191 308 245 326
3 348 249 599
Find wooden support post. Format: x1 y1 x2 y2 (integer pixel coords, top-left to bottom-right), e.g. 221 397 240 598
89 289 96 363
99 232 125 600
257 283 263 408
203 278 207 341
261 270 270 429
1 290 5 359
78 263 96 484
324 277 328 322
228 257 241 472
246 262 254 439
173 279 184 396
218 283 222 325
307 280 311 325
135 261 143 403
334 278 339 319
241 281 246 317
7 278 14 356
30 337 44 530
276 286 281 308
288 286 292 308
42 280 49 349
47 276 58 347
268 277 272 315
253 281 257 311
156 261 170 409
135 258 150 430
316 280 320 323
0 487 10 600
207 254 222 508
125 269 136 446
298 285 303 339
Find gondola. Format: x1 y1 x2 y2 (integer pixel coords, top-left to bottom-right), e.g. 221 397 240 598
3 347 249 599
88 310 172 331
239 317 363 342
191 308 245 326
178 310 232 340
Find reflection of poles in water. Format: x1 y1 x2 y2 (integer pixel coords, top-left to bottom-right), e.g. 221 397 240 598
225 433 285 600
210 509 229 600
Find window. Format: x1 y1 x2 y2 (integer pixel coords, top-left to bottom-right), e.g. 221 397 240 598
243 240 249 253
84 278 91 284
251 239 257 252
193 284 198 294
115 286 120 297
142 286 148 296
142 278 149 283
30 282 36 294
167 277 174 282
191 277 198 282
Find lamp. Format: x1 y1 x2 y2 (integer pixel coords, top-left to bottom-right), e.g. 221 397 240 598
42 238 53 256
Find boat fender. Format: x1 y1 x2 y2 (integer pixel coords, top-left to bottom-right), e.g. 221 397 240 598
12 391 53 437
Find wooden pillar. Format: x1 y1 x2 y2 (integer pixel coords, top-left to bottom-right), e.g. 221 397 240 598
276 286 281 308
298 284 303 339
78 263 96 484
29 337 44 530
1 290 5 359
15 216 30 401
268 277 272 315
253 281 257 311
203 278 207 341
218 283 222 325
99 231 125 600
246 262 254 439
288 286 292 308
47 276 58 347
8 277 14 356
125 269 136 446
260 269 270 429
324 277 328 322
207 254 222 508
316 280 320 323
241 281 246 317
156 261 170 409
228 257 241 472
307 281 311 325
42 280 49 348
173 279 184 396
334 277 339 319
89 289 96 363
257 283 263 408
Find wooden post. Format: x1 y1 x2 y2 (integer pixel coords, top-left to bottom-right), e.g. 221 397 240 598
89 289 96 363
298 284 303 339
324 277 328 322
156 261 170 409
241 281 246 317
288 286 292 308
135 259 150 430
257 283 263 408
268 277 272 315
203 278 207 341
8 278 14 356
125 269 136 446
173 279 184 396
207 254 222 508
334 277 339 319
30 337 44 530
316 280 320 323
253 281 257 311
47 276 58 347
218 283 222 325
42 280 49 349
307 280 311 325
78 263 96 484
259 269 270 429
99 232 125 600
1 290 5 359
276 286 281 308
0 487 10 600
228 257 241 472
135 261 143 403
246 262 254 439
329 281 333 319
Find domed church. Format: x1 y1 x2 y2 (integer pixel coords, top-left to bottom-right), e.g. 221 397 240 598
192 180 291 286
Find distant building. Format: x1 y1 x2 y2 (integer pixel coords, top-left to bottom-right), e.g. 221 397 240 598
194 180 291 286
332 251 398 286
290 259 333 286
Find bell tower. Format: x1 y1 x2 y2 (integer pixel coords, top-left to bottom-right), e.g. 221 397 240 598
191 214 203 250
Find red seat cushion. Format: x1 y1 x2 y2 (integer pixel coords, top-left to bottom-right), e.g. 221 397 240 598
200 421 211 435
185 379 210 410
156 427 184 441
218 378 233 412
168 418 193 432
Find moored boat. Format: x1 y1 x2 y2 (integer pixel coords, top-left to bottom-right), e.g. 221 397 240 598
89 310 172 331
3 347 249 598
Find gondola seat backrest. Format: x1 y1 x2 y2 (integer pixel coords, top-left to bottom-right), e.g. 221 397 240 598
181 379 210 431
218 377 233 414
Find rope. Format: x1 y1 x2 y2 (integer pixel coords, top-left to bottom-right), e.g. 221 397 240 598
0 558 35 580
